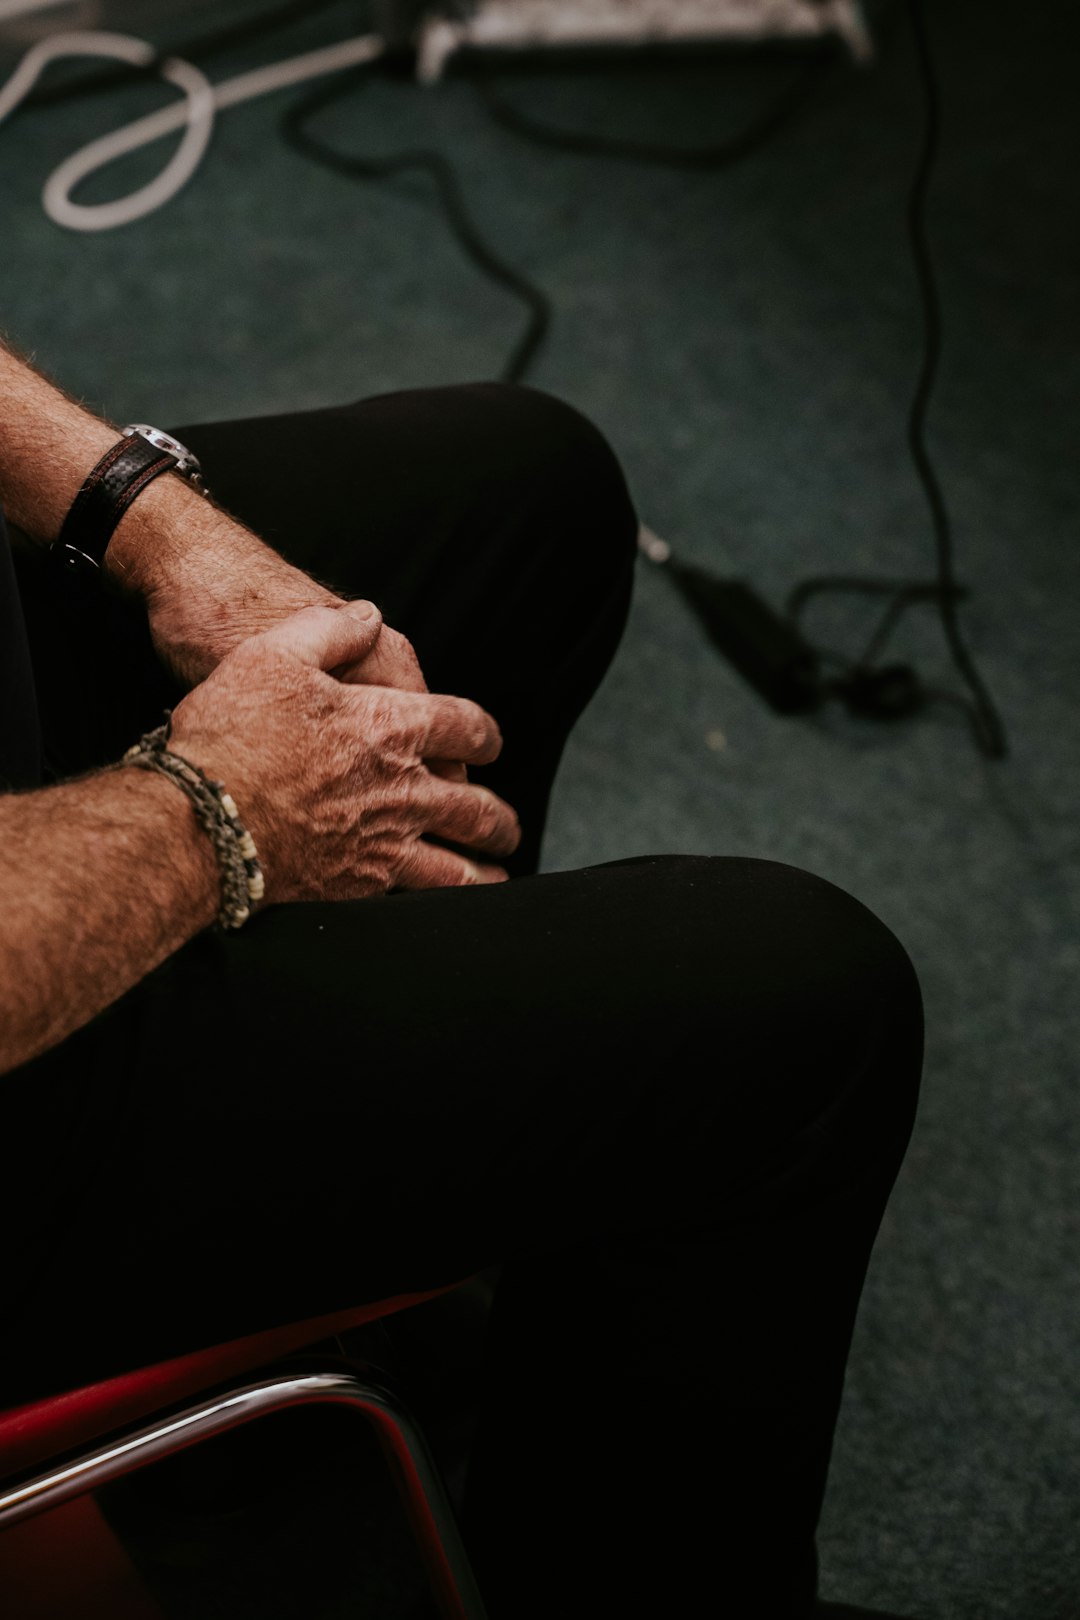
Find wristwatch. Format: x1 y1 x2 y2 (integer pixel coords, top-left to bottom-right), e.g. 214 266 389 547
52 423 209 588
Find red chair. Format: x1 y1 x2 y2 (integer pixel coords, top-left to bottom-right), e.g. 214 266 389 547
0 1282 489 1620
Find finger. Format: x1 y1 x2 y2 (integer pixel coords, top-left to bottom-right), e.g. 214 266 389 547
259 600 383 671
419 694 504 766
363 689 504 767
427 760 469 783
391 839 508 892
421 779 521 860
337 631 428 695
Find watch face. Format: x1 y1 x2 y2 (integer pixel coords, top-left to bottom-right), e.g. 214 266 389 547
124 424 203 481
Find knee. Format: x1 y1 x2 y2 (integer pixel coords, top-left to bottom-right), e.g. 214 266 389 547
758 855 926 1160
629 851 924 1080
470 382 640 565
748 855 924 1133
634 851 915 958
755 855 922 1042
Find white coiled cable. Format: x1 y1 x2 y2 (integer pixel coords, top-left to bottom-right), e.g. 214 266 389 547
0 27 386 232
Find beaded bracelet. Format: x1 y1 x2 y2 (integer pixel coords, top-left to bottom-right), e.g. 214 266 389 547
113 710 265 933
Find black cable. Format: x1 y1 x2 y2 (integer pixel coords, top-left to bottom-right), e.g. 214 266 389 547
279 62 552 384
472 46 832 170
280 45 832 386
902 0 1007 758
797 6 1000 756
458 17 1008 755
777 0 1008 758
785 576 969 667
275 40 848 388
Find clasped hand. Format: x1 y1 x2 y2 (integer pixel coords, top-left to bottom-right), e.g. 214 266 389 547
165 600 523 904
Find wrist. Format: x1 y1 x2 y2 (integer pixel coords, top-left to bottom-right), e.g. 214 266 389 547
102 467 218 601
102 452 335 622
121 759 223 936
0 340 336 631
112 484 338 682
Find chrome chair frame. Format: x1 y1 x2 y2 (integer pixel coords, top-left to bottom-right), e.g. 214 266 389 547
0 1363 488 1620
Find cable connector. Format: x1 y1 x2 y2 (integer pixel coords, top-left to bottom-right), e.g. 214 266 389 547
833 663 925 719
664 565 826 714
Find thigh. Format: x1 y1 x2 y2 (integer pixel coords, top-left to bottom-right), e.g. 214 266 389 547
4 853 923 1407
168 380 637 698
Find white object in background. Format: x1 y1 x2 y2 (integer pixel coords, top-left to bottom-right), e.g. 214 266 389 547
0 29 385 231
0 0 90 20
0 31 215 230
418 0 872 84
638 525 671 564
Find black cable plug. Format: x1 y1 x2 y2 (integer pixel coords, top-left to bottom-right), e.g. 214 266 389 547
663 566 826 714
833 663 926 719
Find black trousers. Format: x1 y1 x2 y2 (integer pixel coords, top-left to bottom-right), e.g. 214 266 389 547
5 383 923 1618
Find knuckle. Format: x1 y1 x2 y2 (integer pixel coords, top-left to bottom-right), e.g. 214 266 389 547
473 718 497 757
360 687 393 725
472 793 499 842
358 689 405 745
452 700 489 750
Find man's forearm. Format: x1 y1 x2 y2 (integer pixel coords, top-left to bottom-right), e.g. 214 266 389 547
0 336 336 668
0 767 221 1077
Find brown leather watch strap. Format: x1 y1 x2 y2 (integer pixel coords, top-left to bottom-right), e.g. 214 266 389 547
52 432 179 588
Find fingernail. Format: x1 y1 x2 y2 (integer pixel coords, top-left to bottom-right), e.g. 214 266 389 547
343 600 377 619
463 861 506 885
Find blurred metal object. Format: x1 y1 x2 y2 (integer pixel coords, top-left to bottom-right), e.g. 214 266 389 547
638 524 671 565
415 0 872 83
